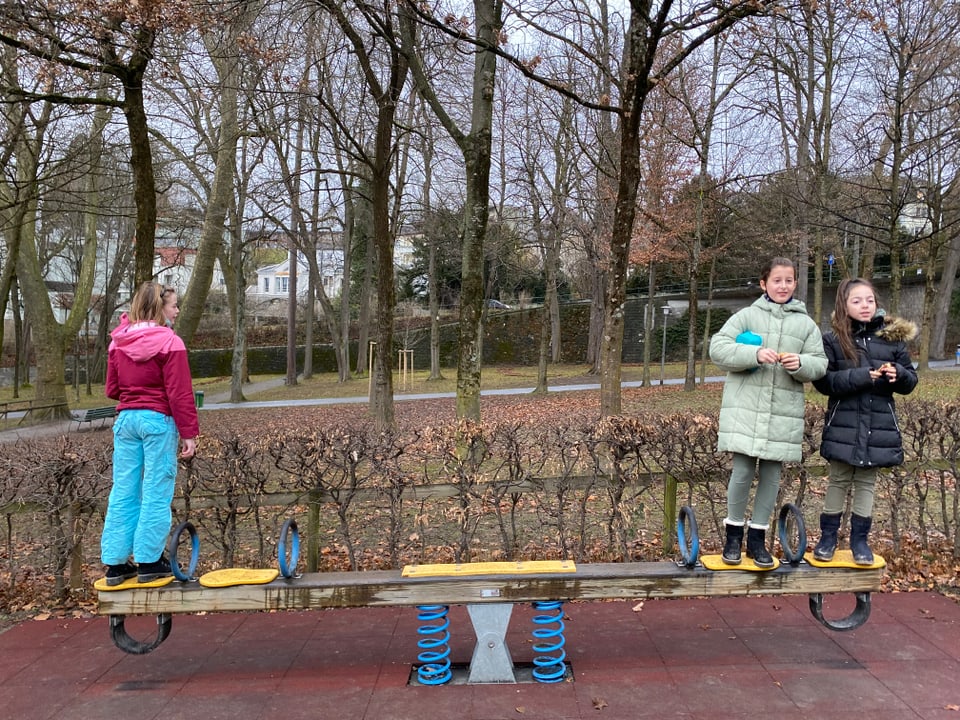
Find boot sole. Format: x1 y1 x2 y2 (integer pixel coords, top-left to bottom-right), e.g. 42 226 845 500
105 574 136 587
138 572 172 583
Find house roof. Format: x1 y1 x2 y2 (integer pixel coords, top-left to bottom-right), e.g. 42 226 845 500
155 246 196 267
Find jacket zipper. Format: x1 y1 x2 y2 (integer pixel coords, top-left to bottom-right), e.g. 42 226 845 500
825 404 839 429
887 401 900 434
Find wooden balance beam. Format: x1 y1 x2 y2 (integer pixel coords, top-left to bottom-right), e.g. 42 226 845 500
97 513 885 672
97 560 882 616
98 558 883 665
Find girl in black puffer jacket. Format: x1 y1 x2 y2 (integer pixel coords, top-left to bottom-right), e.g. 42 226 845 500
812 278 918 565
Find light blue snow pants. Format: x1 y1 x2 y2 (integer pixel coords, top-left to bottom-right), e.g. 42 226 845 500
100 409 179 565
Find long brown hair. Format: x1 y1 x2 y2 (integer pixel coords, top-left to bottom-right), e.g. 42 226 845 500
832 277 879 362
129 282 173 325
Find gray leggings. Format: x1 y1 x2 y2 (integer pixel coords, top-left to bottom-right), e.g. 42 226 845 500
823 460 877 517
726 452 782 527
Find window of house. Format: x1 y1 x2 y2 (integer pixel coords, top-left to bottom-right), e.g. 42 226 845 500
279 276 289 293
263 277 270 293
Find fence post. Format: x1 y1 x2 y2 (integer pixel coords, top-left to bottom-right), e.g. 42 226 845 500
69 501 85 591
662 475 677 554
307 489 321 573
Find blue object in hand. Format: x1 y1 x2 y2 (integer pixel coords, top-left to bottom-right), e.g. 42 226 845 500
736 330 762 346
736 331 763 372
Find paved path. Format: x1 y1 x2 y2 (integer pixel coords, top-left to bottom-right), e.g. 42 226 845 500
0 591 957 719
0 375 719 442
3 359 956 442
199 374 728 410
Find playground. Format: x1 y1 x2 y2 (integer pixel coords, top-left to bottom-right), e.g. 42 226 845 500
0 591 958 719
1 368 959 717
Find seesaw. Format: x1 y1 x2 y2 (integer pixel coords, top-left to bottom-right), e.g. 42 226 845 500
96 506 884 683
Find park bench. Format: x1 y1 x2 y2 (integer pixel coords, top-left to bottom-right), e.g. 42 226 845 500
71 405 118 430
97 510 885 682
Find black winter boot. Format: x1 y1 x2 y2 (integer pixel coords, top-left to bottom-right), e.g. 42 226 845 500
722 522 744 565
813 513 842 561
850 514 874 565
745 526 774 568
104 562 137 587
138 554 172 583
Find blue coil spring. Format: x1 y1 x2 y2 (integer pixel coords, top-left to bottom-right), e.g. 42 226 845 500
416 605 452 685
531 600 567 683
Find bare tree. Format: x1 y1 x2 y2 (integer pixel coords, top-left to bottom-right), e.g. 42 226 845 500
401 0 504 421
476 1 777 414
312 0 411 431
0 1 205 286
0 78 106 411
841 0 960 313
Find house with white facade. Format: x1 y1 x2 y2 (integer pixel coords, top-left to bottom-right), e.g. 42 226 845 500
249 246 345 319
253 246 344 299
248 228 419 317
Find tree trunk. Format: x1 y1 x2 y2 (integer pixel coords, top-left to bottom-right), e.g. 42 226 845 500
338 185 354 383
642 262 656 386
122 37 159 289
421 123 444 382
12 99 102 413
700 258 717 384
598 10 656 416
370 115 398 430
229 228 248 404
176 31 242 344
355 187 374 378
931 231 960 358
451 0 501 422
916 233 943 370
286 243 298 386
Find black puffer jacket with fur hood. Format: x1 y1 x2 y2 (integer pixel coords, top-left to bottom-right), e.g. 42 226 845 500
813 314 918 468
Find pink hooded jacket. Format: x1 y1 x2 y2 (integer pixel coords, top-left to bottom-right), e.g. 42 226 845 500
106 313 200 439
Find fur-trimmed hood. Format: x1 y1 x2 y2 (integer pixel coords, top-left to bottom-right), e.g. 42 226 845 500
874 315 918 343
840 312 919 344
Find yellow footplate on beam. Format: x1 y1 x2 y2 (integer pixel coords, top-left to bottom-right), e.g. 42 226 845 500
804 550 886 569
700 555 780 571
199 568 279 588
95 576 175 592
402 560 576 577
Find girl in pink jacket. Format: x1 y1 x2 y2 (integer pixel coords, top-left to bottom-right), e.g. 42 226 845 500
101 282 199 585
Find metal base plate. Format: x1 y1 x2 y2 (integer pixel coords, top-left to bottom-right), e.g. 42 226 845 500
408 662 574 686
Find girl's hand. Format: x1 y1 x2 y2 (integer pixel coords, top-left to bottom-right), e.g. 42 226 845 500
778 352 801 371
879 362 897 381
179 437 197 459
757 348 779 365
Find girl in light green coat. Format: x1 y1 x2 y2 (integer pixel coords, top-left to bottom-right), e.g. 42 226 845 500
709 257 827 567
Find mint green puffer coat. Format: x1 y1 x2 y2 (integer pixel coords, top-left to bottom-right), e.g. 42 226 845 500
709 296 827 462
